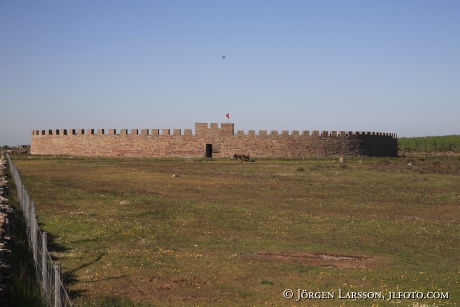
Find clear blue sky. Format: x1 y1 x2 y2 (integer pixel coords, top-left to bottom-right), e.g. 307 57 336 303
1 0 459 145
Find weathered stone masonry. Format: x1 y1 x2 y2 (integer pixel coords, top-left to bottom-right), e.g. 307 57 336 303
30 123 398 158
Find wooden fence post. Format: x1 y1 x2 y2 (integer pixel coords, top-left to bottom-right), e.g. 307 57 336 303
55 263 61 307
31 204 38 266
42 232 48 294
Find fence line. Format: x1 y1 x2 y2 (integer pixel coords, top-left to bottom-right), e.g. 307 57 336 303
6 154 71 307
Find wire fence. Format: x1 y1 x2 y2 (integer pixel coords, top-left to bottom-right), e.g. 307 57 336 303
6 154 72 307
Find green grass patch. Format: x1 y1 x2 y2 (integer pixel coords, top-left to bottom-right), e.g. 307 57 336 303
399 135 460 152
10 155 460 306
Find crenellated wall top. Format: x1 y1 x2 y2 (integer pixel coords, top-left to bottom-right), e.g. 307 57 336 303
31 123 398 139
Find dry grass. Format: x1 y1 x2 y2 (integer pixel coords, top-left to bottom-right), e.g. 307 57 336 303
11 156 460 306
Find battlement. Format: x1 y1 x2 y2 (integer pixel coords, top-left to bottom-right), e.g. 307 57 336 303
194 122 235 136
235 129 397 138
32 124 397 139
30 122 398 158
32 128 194 136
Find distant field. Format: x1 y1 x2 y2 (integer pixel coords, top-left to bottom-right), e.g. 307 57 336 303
11 156 460 306
398 135 460 153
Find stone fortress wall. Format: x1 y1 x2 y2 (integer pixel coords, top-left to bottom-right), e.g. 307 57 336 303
30 123 398 158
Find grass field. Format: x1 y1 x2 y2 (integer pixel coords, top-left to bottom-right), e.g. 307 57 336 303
398 135 460 153
10 156 460 306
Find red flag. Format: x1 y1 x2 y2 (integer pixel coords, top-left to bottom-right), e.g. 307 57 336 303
226 113 230 119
